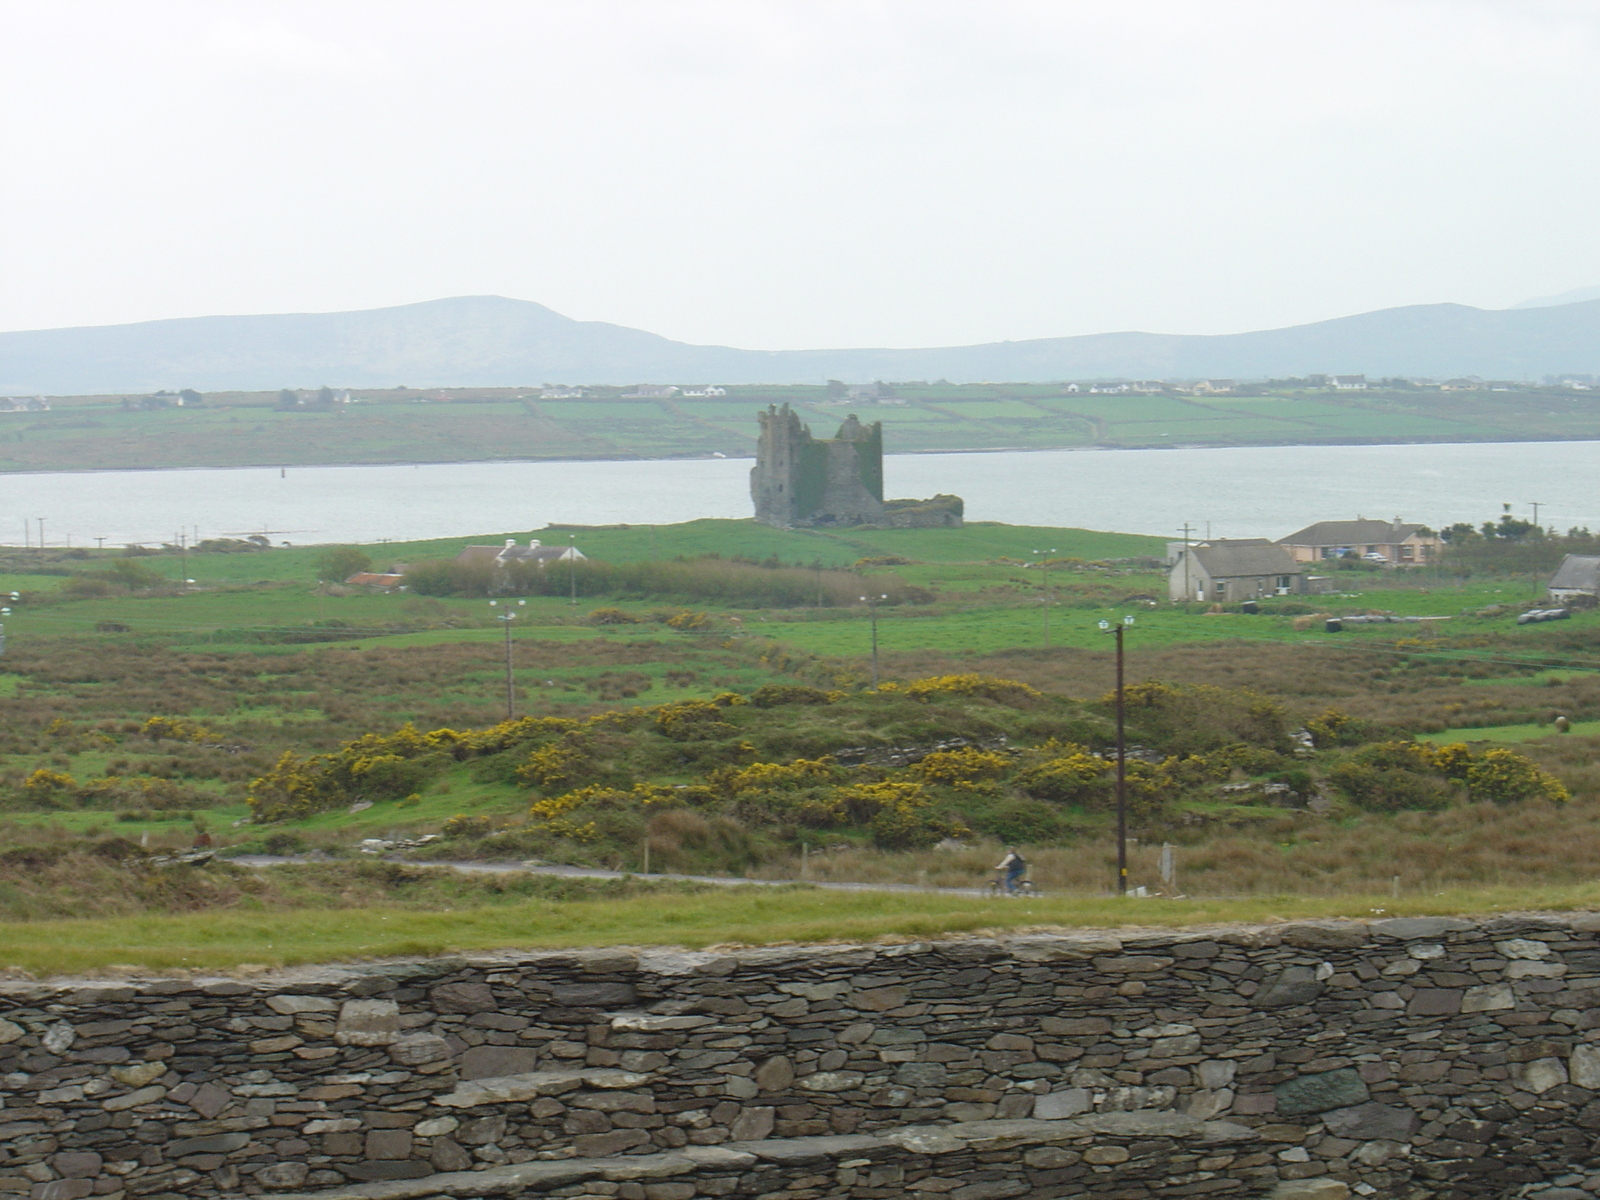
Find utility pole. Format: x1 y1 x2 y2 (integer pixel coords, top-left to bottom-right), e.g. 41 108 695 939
568 535 578 606
1033 548 1056 647
1530 502 1543 532
1178 522 1195 603
489 600 525 719
860 593 887 688
36 518 44 550
1099 615 1135 894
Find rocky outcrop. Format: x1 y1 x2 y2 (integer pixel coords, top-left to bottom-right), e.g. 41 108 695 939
4 915 1600 1198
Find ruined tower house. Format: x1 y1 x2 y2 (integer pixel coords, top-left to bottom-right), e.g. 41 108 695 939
750 403 963 529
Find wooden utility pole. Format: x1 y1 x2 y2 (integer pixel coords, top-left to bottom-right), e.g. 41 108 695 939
1101 615 1134 894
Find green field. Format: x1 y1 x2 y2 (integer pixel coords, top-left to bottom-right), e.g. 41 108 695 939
8 380 1600 472
7 882 1599 977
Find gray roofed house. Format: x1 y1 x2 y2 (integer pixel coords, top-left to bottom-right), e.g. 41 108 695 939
1169 539 1305 603
1276 519 1441 566
1549 555 1600 601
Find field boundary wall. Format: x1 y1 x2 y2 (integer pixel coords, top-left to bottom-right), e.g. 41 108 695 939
5 913 1600 1200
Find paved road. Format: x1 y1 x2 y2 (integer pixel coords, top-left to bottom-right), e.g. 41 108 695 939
230 854 1002 898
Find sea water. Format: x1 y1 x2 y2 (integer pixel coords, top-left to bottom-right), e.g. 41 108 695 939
0 440 1592 547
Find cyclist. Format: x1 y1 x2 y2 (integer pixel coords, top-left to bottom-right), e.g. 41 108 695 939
994 847 1027 895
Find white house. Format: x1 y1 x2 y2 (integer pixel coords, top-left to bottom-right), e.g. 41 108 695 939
455 539 586 570
1168 539 1306 603
1549 555 1600 602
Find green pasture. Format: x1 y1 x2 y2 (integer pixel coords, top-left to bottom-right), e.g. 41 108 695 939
5 519 1167 587
0 520 1580 669
1417 721 1600 744
9 880 1600 976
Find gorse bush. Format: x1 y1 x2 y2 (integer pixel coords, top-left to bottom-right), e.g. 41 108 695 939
141 716 220 744
1329 740 1568 812
237 670 1573 869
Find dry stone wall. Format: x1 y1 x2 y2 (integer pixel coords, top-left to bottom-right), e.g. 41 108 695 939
4 914 1600 1200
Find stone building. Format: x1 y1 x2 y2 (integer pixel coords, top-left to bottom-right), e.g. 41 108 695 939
750 404 962 529
1169 538 1306 603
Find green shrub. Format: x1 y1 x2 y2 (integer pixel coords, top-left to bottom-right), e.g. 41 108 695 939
750 684 836 708
968 797 1071 844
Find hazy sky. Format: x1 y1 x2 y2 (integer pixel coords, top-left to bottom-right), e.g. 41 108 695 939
3 0 1599 348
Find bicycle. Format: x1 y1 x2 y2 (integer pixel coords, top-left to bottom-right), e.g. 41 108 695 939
985 873 1040 898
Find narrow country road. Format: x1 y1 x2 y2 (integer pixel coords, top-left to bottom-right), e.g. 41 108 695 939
230 854 1003 897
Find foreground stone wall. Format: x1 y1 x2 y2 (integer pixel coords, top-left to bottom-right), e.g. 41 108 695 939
5 913 1600 1200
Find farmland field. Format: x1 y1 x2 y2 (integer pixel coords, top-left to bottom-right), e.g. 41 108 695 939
4 515 1600 973
8 380 1600 472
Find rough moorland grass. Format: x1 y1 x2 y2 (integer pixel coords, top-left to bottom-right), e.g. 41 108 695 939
6 882 1600 978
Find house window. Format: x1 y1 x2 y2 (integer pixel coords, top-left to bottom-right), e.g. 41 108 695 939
1276 575 1292 590
1400 546 1414 561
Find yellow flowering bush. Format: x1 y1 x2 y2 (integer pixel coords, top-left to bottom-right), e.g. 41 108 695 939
23 768 77 800
911 747 1010 786
902 674 1041 706
1015 747 1111 805
141 716 221 744
516 742 589 793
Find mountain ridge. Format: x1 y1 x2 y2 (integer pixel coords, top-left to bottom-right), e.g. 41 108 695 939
4 294 1600 393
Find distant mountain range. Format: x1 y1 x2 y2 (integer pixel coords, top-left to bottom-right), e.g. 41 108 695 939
4 294 1600 394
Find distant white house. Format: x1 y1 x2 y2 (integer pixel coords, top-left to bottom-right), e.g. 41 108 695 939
679 386 728 397
1192 380 1235 394
539 387 585 400
454 539 587 571
1330 375 1368 390
1089 382 1131 394
623 384 680 399
0 396 50 412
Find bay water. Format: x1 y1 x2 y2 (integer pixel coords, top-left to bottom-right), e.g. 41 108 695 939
0 441 1593 548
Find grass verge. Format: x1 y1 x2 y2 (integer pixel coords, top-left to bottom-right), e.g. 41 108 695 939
6 880 1600 978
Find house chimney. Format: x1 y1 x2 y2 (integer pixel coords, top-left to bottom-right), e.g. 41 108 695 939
504 539 515 548
529 539 541 549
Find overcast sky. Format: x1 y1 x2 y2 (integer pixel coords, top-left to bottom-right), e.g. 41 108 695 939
3 0 1599 349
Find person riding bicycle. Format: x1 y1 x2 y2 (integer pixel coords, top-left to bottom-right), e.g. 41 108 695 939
995 847 1027 894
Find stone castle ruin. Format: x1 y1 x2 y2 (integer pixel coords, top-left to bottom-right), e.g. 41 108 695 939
750 404 963 529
